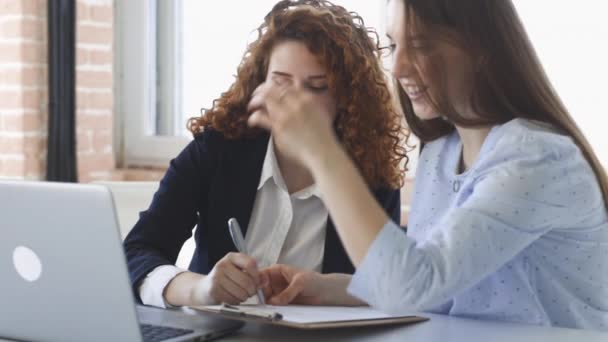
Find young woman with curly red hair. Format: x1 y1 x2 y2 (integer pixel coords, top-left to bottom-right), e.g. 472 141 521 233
123 0 408 308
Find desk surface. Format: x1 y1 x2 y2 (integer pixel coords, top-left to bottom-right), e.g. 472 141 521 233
218 312 608 342
1 311 606 342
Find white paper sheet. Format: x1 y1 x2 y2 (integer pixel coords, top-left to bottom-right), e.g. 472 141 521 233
198 305 407 324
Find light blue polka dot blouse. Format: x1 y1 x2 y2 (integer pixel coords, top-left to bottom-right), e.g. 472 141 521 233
348 118 608 330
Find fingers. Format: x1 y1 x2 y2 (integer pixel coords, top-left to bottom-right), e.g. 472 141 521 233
261 273 273 298
263 85 293 114
269 273 306 306
211 283 242 305
247 81 320 134
221 262 257 297
247 83 274 130
259 270 269 287
203 253 265 304
268 266 288 294
219 275 251 302
247 85 267 113
202 269 245 305
206 266 251 303
227 252 261 285
259 265 290 299
260 269 277 299
247 109 273 130
247 82 282 113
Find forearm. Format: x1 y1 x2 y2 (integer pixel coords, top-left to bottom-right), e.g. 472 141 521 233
319 273 367 306
310 142 389 266
163 271 206 307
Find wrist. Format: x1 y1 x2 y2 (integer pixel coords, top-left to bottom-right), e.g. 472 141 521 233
316 273 335 305
318 273 364 306
308 137 347 181
189 273 212 305
164 272 206 307
316 273 350 306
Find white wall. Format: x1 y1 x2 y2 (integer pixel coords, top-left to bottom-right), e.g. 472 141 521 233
513 1 608 164
180 0 387 133
181 1 608 170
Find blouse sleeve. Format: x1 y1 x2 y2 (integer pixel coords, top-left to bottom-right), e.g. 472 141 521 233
347 132 602 313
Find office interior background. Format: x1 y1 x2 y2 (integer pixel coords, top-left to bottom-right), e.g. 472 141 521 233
1 0 607 231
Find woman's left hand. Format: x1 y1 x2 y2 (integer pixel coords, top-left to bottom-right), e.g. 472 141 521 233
247 82 339 169
260 264 366 306
260 264 327 305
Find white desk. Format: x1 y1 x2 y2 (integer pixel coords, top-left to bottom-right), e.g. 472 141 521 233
218 312 608 342
1 312 606 341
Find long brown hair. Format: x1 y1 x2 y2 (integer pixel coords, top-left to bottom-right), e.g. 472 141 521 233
188 0 407 189
396 0 608 207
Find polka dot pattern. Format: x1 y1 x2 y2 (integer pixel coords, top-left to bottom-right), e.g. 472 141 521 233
348 119 608 331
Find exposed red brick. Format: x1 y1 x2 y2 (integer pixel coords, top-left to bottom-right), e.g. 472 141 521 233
76 70 112 88
1 0 115 180
90 5 112 23
77 24 112 45
89 49 112 64
0 136 24 154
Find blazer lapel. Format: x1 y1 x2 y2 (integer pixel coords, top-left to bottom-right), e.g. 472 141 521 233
226 134 270 237
206 133 270 266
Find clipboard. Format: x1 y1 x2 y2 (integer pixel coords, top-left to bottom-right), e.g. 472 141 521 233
192 303 429 330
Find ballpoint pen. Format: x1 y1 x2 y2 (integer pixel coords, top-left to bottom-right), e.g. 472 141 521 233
227 217 266 305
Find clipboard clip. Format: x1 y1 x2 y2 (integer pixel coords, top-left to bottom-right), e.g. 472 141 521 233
219 303 283 321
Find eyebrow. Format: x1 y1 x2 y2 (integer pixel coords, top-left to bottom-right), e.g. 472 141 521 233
386 33 393 41
272 71 327 80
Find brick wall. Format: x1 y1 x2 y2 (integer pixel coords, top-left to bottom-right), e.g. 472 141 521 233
0 0 47 179
76 0 114 182
0 0 115 182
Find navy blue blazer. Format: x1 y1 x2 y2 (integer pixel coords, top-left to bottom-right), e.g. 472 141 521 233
123 129 400 301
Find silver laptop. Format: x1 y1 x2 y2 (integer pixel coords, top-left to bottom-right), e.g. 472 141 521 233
0 180 243 342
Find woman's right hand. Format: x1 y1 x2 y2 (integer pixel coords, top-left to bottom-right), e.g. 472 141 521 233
260 264 365 306
196 252 266 305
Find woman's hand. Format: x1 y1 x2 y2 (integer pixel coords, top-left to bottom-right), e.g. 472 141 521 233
247 82 340 169
259 264 326 305
260 264 366 306
247 83 390 268
195 252 267 305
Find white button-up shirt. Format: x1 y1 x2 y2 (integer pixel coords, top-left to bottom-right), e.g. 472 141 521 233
139 137 328 307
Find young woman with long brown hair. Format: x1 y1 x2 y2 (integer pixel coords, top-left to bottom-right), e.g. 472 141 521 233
251 0 608 330
123 0 406 308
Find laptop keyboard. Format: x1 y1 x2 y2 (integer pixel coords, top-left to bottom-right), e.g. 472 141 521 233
140 323 194 342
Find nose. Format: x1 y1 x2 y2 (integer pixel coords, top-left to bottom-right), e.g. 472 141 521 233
280 79 302 92
292 81 303 92
391 48 415 79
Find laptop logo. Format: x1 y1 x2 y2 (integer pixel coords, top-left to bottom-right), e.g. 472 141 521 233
13 246 42 282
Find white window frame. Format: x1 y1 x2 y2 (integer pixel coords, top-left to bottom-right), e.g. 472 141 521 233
115 0 190 168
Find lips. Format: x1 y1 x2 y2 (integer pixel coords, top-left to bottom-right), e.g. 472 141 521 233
402 84 428 101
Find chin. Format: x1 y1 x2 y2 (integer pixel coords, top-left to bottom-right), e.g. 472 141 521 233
413 105 441 121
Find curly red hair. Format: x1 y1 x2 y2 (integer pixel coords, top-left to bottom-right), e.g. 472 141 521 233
188 0 408 189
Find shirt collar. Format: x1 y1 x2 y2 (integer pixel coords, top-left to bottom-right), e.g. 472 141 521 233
257 137 276 191
292 184 323 200
257 137 322 200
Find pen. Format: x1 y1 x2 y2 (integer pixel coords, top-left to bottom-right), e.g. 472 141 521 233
227 217 266 305
220 303 282 321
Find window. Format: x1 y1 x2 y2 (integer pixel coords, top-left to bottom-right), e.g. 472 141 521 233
116 0 385 167
118 1 607 168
